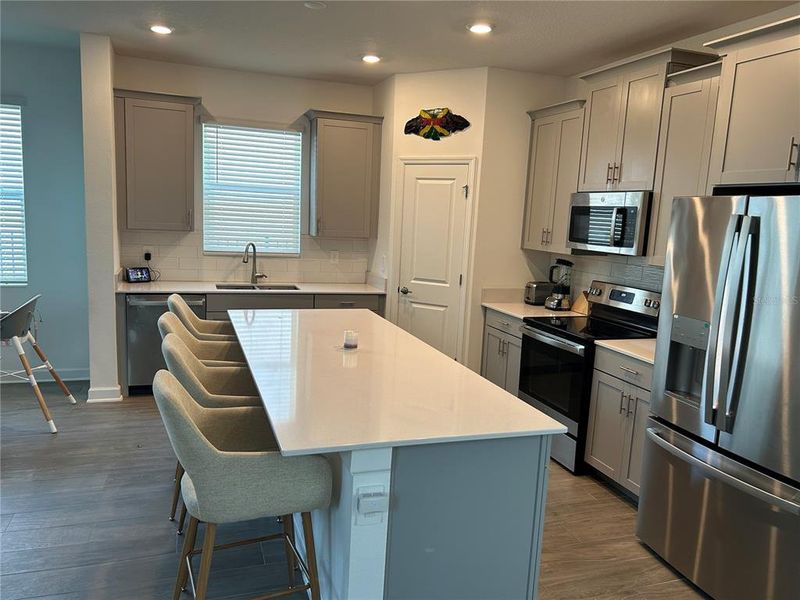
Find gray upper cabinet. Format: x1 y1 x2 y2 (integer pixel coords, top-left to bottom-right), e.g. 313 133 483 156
708 27 800 185
523 100 584 253
116 95 196 231
649 66 720 265
577 49 717 192
307 111 382 239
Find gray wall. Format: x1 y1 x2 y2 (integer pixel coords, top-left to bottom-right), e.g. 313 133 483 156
1 42 88 381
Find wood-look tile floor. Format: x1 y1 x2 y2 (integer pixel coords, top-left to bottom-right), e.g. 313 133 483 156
1 382 705 599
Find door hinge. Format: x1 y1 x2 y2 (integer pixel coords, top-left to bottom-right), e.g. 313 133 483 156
462 184 469 198
459 274 463 286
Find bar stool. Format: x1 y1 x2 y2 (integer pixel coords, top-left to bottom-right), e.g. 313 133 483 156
0 295 76 433
153 370 331 600
158 312 246 367
161 332 261 531
168 294 237 342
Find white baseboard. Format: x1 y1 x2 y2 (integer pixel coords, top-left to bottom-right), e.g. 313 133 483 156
87 385 123 403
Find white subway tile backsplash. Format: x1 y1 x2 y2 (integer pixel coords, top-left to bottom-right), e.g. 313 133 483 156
118 229 367 284
564 253 664 299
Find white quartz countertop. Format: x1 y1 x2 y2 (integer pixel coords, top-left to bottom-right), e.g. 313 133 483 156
482 302 583 320
116 281 386 295
595 338 657 364
229 309 566 456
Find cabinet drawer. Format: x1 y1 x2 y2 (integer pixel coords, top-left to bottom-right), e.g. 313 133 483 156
314 294 380 310
594 346 653 390
485 310 524 339
206 294 314 311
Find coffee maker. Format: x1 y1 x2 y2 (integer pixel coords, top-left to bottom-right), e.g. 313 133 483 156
544 259 573 311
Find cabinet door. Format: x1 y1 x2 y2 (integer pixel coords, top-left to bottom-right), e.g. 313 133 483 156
548 110 584 253
481 326 508 389
503 335 521 397
614 65 667 190
522 116 559 250
649 77 719 265
578 78 622 192
710 36 800 184
584 370 627 480
124 98 194 231
314 119 375 238
620 386 651 496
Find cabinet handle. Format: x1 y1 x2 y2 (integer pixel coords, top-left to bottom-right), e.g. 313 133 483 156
626 394 634 417
787 136 799 171
606 162 613 183
619 391 626 414
541 228 546 244
339 301 356 307
619 364 640 376
546 229 552 244
498 337 503 356
612 162 620 183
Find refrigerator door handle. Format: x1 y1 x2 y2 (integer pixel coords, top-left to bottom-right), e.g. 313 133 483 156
702 214 742 426
721 218 757 432
646 428 800 516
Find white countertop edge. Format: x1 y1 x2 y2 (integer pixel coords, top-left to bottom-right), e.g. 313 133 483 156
594 339 656 365
116 281 386 295
482 301 583 320
277 425 569 457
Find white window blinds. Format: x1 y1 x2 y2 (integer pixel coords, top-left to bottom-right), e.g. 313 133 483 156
203 123 302 254
0 104 28 285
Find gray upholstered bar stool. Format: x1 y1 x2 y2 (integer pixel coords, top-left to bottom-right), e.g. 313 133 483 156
161 332 261 529
161 332 259 521
158 312 246 367
153 370 331 600
168 294 237 342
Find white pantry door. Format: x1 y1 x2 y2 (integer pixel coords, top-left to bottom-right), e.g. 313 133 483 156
397 161 471 359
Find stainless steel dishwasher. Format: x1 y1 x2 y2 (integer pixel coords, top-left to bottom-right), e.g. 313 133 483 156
126 294 206 392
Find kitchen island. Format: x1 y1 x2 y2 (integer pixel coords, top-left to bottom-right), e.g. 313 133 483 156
229 308 566 600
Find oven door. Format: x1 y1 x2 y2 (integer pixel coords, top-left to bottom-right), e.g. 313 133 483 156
518 326 587 431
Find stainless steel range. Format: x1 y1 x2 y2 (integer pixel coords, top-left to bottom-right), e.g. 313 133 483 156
518 280 660 472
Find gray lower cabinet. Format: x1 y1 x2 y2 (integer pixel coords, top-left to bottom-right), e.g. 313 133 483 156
206 294 315 320
585 352 653 497
481 312 523 397
313 294 382 313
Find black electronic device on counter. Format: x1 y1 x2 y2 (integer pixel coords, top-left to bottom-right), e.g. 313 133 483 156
123 267 152 283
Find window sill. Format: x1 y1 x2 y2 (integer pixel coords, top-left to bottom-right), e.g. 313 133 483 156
202 251 301 259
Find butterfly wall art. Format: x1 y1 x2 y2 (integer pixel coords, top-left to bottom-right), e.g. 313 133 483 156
404 107 470 141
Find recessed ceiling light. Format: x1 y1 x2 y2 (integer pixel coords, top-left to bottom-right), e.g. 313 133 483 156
467 23 493 34
150 24 173 35
304 1 327 8
362 55 381 64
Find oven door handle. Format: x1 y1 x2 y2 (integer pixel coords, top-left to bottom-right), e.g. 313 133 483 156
521 326 585 357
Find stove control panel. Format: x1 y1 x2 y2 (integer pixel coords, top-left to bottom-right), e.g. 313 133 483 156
587 280 661 317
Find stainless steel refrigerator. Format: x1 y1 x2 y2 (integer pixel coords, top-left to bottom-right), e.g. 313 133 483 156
637 185 800 600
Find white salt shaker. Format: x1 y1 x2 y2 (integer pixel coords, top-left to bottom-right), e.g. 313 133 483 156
343 330 358 350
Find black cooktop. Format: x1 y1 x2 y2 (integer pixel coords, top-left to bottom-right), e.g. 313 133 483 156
523 314 656 345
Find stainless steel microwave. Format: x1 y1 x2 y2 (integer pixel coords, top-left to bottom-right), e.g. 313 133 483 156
566 191 651 255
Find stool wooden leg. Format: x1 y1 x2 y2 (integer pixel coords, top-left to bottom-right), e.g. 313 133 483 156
170 462 184 521
301 512 321 600
177 504 187 535
28 334 76 404
173 515 199 600
282 514 296 586
195 522 217 600
12 336 56 433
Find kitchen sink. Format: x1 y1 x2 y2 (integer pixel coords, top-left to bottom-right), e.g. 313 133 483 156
215 283 300 291
216 283 257 290
255 284 299 290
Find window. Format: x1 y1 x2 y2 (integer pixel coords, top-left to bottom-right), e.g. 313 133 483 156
202 123 302 255
0 104 28 285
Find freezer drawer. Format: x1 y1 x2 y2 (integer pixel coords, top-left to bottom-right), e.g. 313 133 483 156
637 421 800 600
126 294 206 389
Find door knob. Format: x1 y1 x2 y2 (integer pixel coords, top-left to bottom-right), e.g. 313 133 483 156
399 286 411 295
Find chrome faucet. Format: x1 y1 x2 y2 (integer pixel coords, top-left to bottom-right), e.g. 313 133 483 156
242 243 267 284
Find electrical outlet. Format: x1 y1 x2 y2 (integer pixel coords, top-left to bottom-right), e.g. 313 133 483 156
330 250 339 264
143 248 154 262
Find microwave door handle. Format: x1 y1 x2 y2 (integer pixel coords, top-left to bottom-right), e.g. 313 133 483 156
722 219 756 432
702 214 742 427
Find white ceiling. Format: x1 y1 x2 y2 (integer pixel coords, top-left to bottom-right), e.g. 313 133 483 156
0 1 792 84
